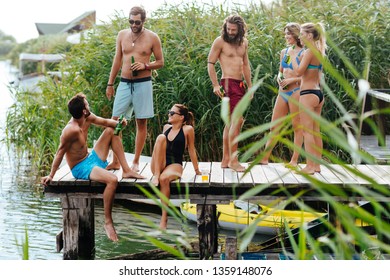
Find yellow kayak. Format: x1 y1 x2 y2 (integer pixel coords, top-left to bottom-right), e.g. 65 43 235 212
180 200 327 235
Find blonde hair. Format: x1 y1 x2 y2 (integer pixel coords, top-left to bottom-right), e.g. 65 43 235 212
301 22 327 55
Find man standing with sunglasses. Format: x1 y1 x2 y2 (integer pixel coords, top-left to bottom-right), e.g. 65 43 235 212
207 14 252 172
106 6 164 172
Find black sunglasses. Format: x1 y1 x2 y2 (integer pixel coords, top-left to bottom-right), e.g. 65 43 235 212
129 20 142 25
168 111 182 116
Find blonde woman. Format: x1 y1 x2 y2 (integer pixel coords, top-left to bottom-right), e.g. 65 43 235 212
291 22 327 174
261 23 303 166
150 104 201 229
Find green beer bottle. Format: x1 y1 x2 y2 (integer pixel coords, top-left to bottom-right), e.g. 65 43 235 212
220 86 225 97
114 115 124 136
280 73 288 90
131 56 138 76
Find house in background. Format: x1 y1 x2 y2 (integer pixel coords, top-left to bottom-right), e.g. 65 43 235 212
35 10 96 36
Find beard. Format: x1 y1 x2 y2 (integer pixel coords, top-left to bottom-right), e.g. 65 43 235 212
225 34 240 44
131 25 143 33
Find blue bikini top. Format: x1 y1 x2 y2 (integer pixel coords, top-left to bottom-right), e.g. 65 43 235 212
307 63 323 70
281 47 304 70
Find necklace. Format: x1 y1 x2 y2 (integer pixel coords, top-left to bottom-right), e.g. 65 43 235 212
131 29 144 47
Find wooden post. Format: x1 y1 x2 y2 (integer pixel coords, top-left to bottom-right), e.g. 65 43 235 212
61 197 95 260
225 236 237 260
196 204 217 260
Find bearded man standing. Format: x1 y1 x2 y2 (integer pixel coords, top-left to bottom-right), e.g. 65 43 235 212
207 14 252 172
106 6 164 172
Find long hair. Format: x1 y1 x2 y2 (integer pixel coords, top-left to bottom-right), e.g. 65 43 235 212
68 93 86 119
174 104 195 127
130 6 146 21
284 22 303 48
221 14 247 45
301 22 327 55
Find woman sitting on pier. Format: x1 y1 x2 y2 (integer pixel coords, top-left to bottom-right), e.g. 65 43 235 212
150 104 201 229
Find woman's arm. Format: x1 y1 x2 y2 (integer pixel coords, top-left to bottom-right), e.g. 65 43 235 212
185 126 201 175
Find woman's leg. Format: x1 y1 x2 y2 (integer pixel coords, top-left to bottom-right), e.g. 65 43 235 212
299 94 320 174
158 164 183 229
261 94 289 164
150 134 167 185
313 98 324 172
288 91 303 166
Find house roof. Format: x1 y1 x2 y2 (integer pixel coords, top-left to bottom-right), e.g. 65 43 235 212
35 10 96 36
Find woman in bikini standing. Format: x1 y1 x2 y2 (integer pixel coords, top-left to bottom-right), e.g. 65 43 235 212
150 104 201 229
261 23 303 166
291 22 327 174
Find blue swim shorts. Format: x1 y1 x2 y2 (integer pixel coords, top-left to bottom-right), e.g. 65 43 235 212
71 150 108 180
112 77 154 119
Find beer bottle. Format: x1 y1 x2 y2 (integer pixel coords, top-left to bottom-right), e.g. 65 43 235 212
131 56 138 76
114 115 124 136
280 73 288 90
220 86 225 97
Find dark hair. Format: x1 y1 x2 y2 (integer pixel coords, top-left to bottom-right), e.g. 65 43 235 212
174 104 194 127
221 14 247 45
68 93 86 119
130 6 146 21
284 22 303 48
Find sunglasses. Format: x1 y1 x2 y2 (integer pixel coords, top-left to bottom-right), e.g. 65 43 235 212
129 20 142 26
168 111 182 116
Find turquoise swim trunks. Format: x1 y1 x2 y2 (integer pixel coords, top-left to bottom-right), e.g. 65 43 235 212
71 150 108 180
112 77 154 119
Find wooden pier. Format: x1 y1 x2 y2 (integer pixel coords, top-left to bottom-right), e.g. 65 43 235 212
44 157 390 260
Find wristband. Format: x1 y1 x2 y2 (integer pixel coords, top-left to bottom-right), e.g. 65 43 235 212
107 84 114 87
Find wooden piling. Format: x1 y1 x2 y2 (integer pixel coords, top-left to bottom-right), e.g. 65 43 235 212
197 204 218 260
61 197 95 260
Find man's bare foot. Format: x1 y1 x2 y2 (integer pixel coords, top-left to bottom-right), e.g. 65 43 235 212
221 159 229 168
106 162 120 170
228 162 246 172
299 166 315 175
122 170 145 179
131 163 139 172
151 175 159 186
104 223 119 242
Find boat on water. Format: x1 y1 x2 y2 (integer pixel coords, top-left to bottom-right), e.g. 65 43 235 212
10 53 65 93
180 200 327 235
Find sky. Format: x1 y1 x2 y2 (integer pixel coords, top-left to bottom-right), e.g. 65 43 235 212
0 0 259 43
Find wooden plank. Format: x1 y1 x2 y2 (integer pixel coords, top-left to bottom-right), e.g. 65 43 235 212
262 164 283 184
120 162 148 183
316 164 343 184
135 162 153 183
238 163 254 186
52 164 71 182
365 164 390 184
250 164 270 185
210 162 224 186
342 164 371 185
272 163 299 184
327 164 359 185
367 89 390 102
223 167 239 185
354 164 388 185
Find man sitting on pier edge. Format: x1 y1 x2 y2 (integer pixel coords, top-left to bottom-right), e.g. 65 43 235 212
41 92 144 242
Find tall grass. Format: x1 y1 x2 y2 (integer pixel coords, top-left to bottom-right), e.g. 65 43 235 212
5 0 390 259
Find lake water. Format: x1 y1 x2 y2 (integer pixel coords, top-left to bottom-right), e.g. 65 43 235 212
0 60 268 260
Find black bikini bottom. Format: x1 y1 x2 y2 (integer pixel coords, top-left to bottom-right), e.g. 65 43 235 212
300 89 324 103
